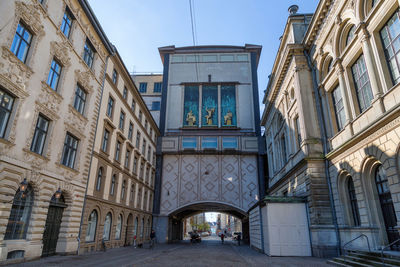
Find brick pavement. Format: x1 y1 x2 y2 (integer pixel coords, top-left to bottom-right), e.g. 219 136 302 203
10 240 330 267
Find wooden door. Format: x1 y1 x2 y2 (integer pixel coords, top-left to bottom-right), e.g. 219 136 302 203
42 196 66 257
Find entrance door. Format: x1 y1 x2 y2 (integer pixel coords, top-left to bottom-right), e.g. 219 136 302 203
42 195 66 257
375 165 400 250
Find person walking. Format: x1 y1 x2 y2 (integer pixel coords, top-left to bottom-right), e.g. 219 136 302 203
237 233 241 246
220 232 224 244
150 229 156 249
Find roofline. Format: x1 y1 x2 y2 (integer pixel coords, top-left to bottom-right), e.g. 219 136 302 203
303 0 330 46
78 0 114 54
158 44 262 66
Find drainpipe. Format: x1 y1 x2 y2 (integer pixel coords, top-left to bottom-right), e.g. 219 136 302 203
304 49 341 256
77 51 113 255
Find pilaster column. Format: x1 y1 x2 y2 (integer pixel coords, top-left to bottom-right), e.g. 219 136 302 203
336 62 353 124
359 24 382 99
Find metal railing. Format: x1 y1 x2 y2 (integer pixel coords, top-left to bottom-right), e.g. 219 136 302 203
342 234 371 265
380 238 400 266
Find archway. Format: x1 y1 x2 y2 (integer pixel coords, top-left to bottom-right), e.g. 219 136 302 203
166 202 248 244
125 213 133 246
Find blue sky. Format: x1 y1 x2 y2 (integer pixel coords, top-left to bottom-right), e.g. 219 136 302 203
88 0 318 106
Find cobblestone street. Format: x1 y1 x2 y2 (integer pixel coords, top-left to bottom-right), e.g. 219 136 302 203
11 240 329 267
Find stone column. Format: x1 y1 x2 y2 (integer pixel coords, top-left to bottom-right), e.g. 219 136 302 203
359 24 386 114
359 25 382 99
336 63 353 124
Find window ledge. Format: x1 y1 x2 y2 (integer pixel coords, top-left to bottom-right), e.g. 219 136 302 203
22 148 50 162
0 138 15 147
41 81 63 102
68 105 88 123
56 162 79 174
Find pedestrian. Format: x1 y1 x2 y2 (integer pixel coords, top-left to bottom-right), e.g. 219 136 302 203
237 233 241 246
220 233 224 244
150 229 156 249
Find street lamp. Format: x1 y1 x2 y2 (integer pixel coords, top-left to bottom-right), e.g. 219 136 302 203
55 187 62 200
1 178 29 203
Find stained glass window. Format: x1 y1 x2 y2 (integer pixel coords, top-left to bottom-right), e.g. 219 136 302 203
183 85 199 126
202 85 218 126
221 85 236 126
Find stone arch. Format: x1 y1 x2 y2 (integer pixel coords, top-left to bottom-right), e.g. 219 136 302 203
336 167 360 227
319 53 335 81
358 0 378 21
83 206 101 243
359 152 394 246
334 12 358 56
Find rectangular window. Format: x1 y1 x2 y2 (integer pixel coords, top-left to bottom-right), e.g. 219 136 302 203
139 83 147 93
380 10 400 84
61 133 78 169
119 110 125 130
101 129 109 152
136 131 141 148
73 84 86 115
112 69 118 84
352 55 374 113
222 137 238 149
142 139 146 155
139 110 143 122
202 85 218 126
221 85 236 126
145 119 148 131
10 22 32 63
182 137 197 149
133 156 138 174
0 89 15 138
123 87 127 99
131 100 135 112
30 114 49 155
115 140 121 161
147 146 151 161
332 86 346 131
154 82 162 93
83 39 95 68
183 85 199 127
61 7 73 38
151 101 161 111
106 96 114 117
125 149 130 168
128 122 133 140
294 117 301 149
280 134 287 164
202 137 218 149
47 59 62 91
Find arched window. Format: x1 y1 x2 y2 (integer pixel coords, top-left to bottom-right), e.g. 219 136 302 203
140 218 144 237
134 217 138 236
115 214 122 240
110 174 116 195
347 177 361 226
96 167 103 191
327 58 333 74
121 180 126 200
85 210 98 242
346 25 356 46
5 185 34 240
103 212 112 241
130 184 135 204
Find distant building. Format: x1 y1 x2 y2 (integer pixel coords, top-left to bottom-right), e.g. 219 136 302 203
131 74 162 126
78 50 159 253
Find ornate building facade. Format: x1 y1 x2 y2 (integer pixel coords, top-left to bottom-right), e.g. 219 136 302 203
262 0 400 257
132 74 163 127
0 0 113 262
153 45 265 244
78 51 159 253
